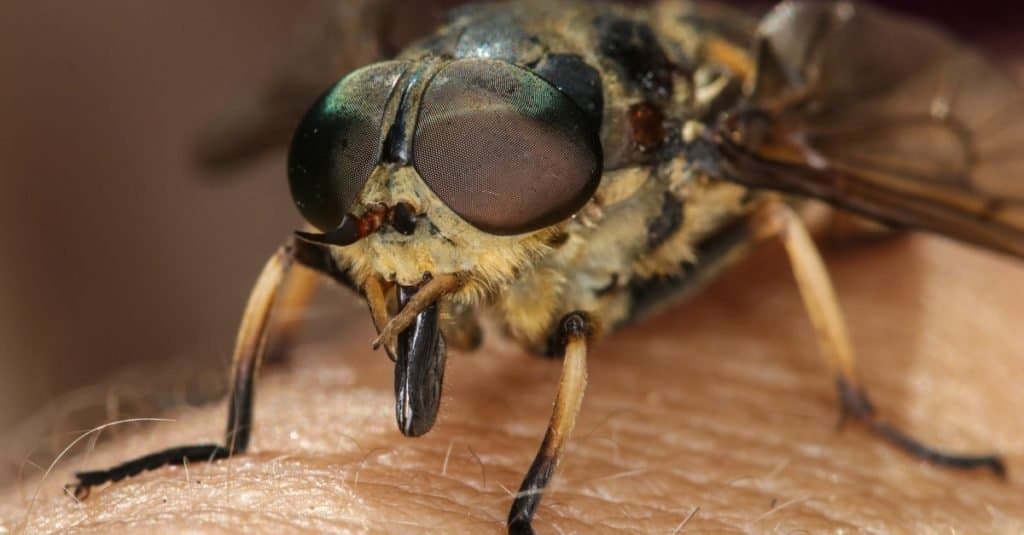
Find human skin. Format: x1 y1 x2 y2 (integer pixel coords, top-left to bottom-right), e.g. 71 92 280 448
2 233 1023 533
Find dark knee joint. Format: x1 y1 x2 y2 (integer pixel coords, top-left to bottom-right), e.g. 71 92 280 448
541 311 594 358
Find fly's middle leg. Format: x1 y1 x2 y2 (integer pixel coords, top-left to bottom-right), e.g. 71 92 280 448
751 197 1006 477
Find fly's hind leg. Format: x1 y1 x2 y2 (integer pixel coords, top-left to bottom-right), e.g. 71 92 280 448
508 312 591 535
70 237 356 499
753 198 1005 477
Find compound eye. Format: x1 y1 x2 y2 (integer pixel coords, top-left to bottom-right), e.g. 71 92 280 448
412 59 602 235
288 61 408 231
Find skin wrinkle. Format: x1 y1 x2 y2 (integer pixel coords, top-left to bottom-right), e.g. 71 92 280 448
2 235 1024 533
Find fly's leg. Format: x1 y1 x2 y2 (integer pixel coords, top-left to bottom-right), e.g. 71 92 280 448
70 246 291 498
263 263 320 364
753 198 1005 477
440 301 483 352
70 237 356 499
301 238 451 438
508 313 591 535
248 226 366 365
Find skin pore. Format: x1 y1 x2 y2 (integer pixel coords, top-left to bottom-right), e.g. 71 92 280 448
3 233 1023 533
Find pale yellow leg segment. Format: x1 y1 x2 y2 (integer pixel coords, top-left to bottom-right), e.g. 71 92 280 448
508 313 590 533
265 262 320 363
752 198 1004 477
752 199 857 381
226 246 294 453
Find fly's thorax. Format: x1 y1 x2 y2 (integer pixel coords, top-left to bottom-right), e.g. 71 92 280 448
333 165 563 305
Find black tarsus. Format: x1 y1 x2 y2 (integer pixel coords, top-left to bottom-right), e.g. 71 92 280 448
70 445 229 500
507 439 557 535
835 376 1006 478
224 358 257 454
869 421 1006 477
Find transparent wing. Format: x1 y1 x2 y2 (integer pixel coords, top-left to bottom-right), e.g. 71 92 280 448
723 1 1024 257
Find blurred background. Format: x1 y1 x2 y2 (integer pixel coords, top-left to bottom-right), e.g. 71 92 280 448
0 0 1020 485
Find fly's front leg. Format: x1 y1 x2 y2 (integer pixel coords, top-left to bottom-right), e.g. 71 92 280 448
752 198 1005 477
227 237 360 450
70 237 357 499
508 312 591 535
70 245 292 498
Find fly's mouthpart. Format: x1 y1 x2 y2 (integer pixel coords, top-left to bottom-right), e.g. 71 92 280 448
372 272 464 353
379 275 461 438
394 283 446 437
294 202 421 247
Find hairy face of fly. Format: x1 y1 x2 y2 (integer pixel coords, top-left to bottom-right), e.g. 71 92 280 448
337 164 565 303
287 58 602 304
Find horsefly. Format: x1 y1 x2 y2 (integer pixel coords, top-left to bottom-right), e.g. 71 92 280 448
71 2 1023 532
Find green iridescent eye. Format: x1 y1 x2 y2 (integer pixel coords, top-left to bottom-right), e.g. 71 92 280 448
287 61 408 231
412 59 602 235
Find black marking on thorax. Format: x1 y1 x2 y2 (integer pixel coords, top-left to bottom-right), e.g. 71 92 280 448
594 14 674 101
646 192 685 249
626 214 751 322
533 54 604 129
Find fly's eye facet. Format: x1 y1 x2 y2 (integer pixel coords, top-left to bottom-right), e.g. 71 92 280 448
413 59 602 235
288 61 407 231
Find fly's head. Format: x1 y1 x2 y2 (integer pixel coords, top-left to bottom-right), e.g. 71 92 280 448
287 57 602 304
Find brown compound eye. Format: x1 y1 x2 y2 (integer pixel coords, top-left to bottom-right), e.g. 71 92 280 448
412 59 602 235
288 61 408 232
